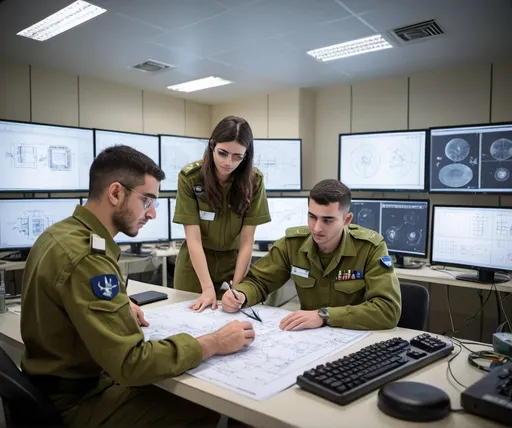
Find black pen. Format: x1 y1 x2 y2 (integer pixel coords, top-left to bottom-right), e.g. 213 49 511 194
227 282 262 322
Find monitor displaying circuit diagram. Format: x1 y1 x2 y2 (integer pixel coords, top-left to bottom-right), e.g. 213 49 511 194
255 197 309 242
95 129 159 165
160 135 208 191
0 120 94 191
350 199 429 257
339 130 426 191
253 139 301 191
431 206 512 283
0 198 79 249
429 122 512 193
169 197 186 240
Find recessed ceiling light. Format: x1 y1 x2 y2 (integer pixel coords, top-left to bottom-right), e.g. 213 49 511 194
16 0 107 42
167 76 232 93
307 34 393 62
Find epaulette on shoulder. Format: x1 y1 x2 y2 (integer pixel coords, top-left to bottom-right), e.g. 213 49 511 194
347 224 383 246
285 226 310 238
182 161 202 176
252 167 264 179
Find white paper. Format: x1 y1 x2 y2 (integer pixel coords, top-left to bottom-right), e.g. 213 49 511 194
142 301 371 400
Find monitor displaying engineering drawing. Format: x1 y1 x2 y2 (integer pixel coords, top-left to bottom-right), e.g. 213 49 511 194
169 198 186 240
338 130 427 191
431 205 512 284
253 139 302 191
160 135 208 191
350 199 429 268
255 197 309 242
94 129 159 165
0 198 79 251
429 122 512 193
0 120 94 192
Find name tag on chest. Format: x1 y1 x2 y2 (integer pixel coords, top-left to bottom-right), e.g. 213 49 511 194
291 266 309 278
199 210 215 221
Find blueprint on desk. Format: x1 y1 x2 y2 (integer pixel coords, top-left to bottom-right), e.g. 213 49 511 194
142 301 371 400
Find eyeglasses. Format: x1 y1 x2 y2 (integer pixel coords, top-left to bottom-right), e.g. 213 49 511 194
214 148 245 162
119 183 159 210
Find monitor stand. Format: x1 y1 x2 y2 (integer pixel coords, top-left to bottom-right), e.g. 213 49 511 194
121 243 153 258
1 250 30 262
393 254 424 270
456 269 509 284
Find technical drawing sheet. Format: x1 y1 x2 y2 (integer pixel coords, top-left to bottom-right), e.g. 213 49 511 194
142 301 371 400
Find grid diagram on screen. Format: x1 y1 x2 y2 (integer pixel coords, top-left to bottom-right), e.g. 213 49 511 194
429 122 512 192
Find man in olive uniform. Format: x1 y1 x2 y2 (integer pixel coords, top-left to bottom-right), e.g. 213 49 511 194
222 179 401 331
21 145 255 427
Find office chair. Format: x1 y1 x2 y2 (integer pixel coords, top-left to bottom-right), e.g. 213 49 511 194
0 345 63 427
398 281 430 331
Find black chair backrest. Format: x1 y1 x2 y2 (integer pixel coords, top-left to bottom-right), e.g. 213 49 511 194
0 345 62 427
398 281 430 331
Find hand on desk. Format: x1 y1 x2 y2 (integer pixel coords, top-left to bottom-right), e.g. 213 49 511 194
129 301 149 327
280 310 323 331
221 287 246 312
189 287 218 312
214 320 255 354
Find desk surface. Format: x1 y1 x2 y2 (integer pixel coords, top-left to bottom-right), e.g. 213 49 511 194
0 282 505 428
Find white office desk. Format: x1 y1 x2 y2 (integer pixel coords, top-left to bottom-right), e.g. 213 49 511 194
0 282 505 428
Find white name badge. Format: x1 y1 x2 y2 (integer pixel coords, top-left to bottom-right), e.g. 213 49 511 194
291 266 309 278
199 210 215 221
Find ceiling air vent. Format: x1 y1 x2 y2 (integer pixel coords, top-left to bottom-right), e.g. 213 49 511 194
130 59 174 73
390 19 444 44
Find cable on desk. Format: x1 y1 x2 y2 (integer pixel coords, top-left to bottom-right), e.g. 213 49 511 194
446 286 456 334
445 340 466 390
493 282 511 332
443 289 493 337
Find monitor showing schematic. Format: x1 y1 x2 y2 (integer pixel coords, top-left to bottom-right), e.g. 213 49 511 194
339 130 426 191
0 120 94 191
255 197 309 242
350 199 429 258
0 198 79 249
169 198 186 240
95 130 159 165
429 122 512 192
160 136 208 191
253 139 301 191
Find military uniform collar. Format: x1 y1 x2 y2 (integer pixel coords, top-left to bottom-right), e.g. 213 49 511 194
72 205 120 260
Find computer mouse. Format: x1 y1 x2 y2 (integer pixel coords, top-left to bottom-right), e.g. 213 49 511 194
377 381 451 422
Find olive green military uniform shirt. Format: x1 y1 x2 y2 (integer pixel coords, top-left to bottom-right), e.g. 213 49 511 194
21 205 203 387
173 161 271 250
235 224 402 330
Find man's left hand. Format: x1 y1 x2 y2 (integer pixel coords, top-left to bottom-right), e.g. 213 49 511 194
129 301 149 327
280 310 323 331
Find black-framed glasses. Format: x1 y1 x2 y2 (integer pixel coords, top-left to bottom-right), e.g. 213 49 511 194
119 183 159 210
214 148 245 162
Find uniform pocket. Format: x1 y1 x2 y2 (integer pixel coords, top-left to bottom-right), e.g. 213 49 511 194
333 279 366 294
332 279 366 308
88 299 139 336
291 275 317 309
291 275 316 289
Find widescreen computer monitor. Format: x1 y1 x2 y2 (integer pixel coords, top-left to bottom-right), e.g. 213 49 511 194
254 197 309 247
350 199 429 268
169 198 185 241
82 198 170 254
431 205 512 284
0 198 79 260
339 130 427 191
429 122 512 193
94 129 159 165
160 135 208 191
253 139 302 191
0 120 94 192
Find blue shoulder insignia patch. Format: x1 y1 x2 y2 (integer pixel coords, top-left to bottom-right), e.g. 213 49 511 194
91 274 119 300
380 256 393 268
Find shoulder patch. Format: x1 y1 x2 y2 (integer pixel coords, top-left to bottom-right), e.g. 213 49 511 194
348 224 383 246
91 274 119 300
285 226 310 238
182 161 203 176
380 256 393 268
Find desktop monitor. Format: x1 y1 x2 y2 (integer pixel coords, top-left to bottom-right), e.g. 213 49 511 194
169 198 185 241
160 135 208 191
429 122 512 193
0 198 80 260
350 199 429 268
94 129 159 165
431 205 512 284
338 130 427 192
0 120 94 192
253 139 302 191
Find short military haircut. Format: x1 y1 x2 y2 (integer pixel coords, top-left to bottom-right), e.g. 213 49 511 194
89 145 166 199
309 179 351 211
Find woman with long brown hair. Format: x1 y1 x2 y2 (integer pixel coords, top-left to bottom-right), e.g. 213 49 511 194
173 116 271 311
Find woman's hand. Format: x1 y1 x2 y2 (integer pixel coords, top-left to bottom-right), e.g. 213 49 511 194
189 287 218 312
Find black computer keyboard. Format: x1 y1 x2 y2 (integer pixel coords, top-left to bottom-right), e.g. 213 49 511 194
297 333 453 405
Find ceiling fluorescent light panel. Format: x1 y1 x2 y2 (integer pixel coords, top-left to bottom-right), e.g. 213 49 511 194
17 0 107 42
168 76 232 93
307 34 393 62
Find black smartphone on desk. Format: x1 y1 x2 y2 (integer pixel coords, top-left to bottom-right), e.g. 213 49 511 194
129 291 168 306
